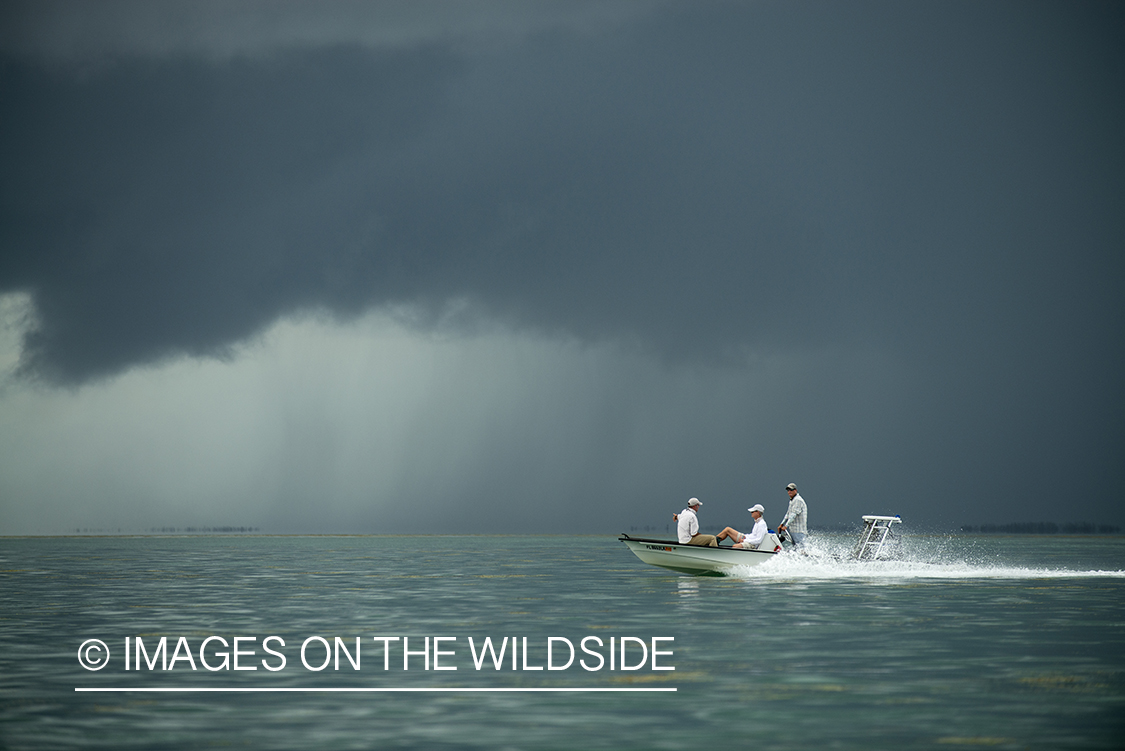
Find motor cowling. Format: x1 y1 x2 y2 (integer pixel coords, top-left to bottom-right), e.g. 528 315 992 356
758 532 783 552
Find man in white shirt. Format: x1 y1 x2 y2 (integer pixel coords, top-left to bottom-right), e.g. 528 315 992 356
673 498 718 546
778 483 808 548
717 504 768 549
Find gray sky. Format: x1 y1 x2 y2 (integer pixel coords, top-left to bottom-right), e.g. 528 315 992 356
1 0 1122 535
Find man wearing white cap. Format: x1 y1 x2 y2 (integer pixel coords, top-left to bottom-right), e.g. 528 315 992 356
717 505 769 549
778 483 808 547
673 498 718 547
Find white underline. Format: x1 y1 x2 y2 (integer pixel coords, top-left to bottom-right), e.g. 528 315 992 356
75 687 675 693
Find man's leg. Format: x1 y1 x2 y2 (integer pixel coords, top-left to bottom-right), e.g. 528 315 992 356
716 527 742 543
689 533 718 548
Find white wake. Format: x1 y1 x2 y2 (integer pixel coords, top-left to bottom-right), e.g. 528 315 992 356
727 535 1125 581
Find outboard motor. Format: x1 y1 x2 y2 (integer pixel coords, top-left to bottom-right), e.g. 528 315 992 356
766 530 787 552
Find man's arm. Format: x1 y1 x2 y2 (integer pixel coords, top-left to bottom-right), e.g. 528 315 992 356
778 498 795 529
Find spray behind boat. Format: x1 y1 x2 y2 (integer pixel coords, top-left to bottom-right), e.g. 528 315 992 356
777 514 903 558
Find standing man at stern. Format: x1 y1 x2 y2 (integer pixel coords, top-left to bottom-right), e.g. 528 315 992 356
778 483 808 548
674 498 718 547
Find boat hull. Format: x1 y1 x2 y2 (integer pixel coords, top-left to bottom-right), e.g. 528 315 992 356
619 535 779 576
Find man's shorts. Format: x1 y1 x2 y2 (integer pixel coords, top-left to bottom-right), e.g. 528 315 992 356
688 533 718 547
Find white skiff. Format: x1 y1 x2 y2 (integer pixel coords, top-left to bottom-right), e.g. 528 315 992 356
618 533 782 576
620 515 902 575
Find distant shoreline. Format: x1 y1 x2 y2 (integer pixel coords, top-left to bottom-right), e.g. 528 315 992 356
960 522 1121 535
2 524 1123 538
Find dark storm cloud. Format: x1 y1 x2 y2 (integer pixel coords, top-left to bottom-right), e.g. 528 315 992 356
2 1 1122 384
1 44 464 379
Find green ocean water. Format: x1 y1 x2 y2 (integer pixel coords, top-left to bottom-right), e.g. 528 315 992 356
1 533 1123 749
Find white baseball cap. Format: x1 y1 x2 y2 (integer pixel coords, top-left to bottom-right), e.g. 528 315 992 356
748 504 765 513
687 497 702 507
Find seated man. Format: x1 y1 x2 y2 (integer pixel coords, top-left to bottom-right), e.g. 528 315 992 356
717 504 768 549
673 498 718 547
